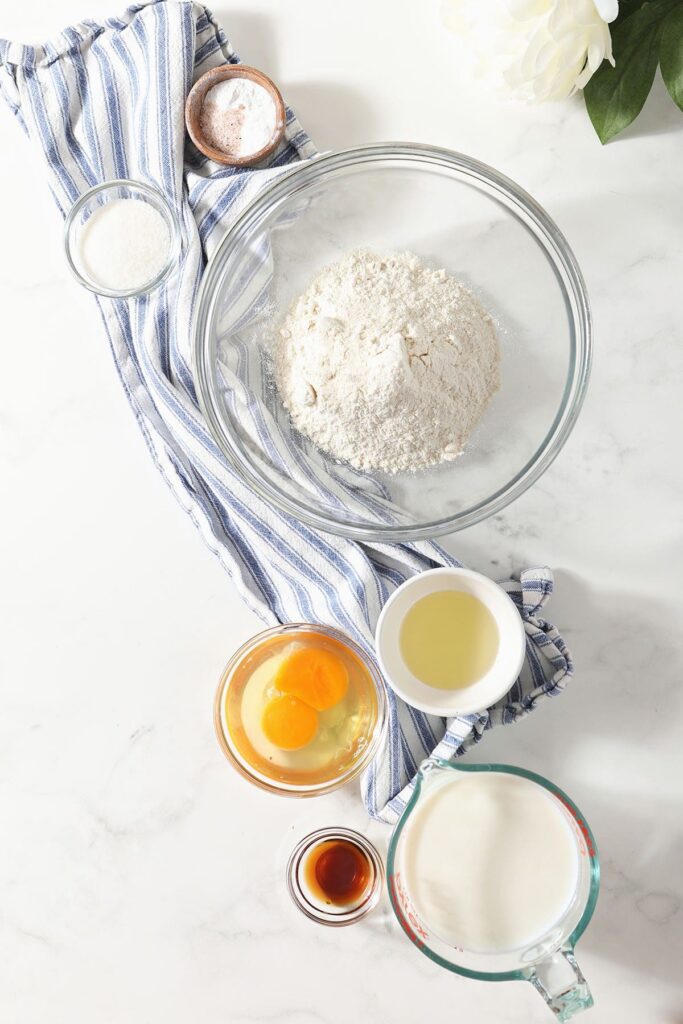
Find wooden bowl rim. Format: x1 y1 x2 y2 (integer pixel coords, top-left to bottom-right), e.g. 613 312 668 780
185 63 286 168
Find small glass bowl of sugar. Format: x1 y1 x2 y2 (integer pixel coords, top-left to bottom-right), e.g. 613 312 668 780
64 179 181 298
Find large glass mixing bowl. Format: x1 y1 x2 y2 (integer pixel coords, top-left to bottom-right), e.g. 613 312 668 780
193 144 591 541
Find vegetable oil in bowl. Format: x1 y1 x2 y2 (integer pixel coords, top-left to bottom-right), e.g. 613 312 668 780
375 567 526 716
399 590 499 690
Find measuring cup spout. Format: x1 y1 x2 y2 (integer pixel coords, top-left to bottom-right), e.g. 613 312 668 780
527 946 593 1021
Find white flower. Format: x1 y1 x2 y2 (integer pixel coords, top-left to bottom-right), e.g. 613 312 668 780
442 0 618 102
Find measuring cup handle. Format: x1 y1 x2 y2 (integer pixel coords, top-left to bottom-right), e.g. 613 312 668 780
527 946 593 1021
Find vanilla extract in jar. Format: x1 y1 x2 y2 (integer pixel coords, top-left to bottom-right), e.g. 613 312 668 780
287 828 384 926
304 839 371 907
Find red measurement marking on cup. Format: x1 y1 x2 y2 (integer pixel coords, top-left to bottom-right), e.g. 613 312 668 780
555 794 596 857
389 872 428 948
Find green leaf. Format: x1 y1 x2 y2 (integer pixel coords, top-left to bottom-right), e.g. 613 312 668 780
617 1 651 15
660 4 683 110
584 0 680 143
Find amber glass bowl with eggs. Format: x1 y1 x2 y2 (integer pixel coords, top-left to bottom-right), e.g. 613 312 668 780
214 624 387 796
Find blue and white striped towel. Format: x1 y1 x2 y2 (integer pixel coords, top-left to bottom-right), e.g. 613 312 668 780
0 0 573 824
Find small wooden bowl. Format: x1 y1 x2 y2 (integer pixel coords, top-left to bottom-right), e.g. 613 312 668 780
185 64 286 168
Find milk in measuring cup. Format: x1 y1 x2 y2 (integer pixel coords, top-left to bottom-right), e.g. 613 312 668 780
403 771 579 953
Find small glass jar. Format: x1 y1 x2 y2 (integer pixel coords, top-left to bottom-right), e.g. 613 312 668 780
287 827 384 927
64 178 181 298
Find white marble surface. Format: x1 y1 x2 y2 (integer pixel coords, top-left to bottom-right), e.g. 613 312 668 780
1 2 682 1021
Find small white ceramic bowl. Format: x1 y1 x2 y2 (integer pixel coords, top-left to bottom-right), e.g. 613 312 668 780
375 568 526 716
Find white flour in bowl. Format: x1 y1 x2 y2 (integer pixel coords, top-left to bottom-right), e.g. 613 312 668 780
274 249 500 474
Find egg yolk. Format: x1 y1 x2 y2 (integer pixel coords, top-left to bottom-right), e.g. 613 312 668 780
261 694 319 750
275 647 349 712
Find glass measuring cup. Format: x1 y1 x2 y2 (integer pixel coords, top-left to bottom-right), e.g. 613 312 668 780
387 759 599 1021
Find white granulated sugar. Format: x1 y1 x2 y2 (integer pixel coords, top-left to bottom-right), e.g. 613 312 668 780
77 198 171 292
201 77 277 157
274 249 500 474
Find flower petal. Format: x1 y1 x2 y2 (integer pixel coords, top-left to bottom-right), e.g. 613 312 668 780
592 0 619 23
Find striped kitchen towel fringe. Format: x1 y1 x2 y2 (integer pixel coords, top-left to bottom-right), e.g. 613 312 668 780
0 0 573 824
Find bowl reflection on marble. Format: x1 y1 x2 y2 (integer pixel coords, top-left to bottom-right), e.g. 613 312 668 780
193 143 592 541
